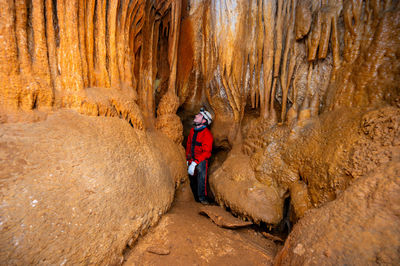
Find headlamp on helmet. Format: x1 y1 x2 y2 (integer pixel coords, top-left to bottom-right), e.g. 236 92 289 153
199 107 213 125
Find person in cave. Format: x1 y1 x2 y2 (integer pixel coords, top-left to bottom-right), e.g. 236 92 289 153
186 107 214 205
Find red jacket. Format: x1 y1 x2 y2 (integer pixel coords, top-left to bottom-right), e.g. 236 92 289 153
186 126 213 164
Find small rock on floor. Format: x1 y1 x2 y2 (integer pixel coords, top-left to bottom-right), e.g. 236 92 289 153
199 205 253 228
146 246 170 255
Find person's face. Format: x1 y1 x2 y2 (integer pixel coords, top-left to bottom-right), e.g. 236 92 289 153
194 113 204 124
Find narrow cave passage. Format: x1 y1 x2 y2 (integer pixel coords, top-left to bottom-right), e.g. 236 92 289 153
122 107 296 264
122 174 280 265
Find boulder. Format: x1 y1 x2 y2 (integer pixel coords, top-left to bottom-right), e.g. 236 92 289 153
0 110 186 265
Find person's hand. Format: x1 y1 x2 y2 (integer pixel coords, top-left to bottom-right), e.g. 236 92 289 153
188 161 197 175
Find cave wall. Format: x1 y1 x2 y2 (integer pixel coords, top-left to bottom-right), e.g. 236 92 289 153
3 0 398 139
0 0 186 143
179 0 400 145
0 0 188 263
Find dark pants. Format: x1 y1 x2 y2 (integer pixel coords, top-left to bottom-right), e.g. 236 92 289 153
189 160 208 202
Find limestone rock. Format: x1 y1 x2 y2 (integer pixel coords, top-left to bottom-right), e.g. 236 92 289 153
210 147 284 224
199 205 253 228
274 161 400 265
0 110 186 265
215 106 399 225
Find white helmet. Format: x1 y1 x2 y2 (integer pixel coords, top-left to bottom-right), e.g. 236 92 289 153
199 107 213 125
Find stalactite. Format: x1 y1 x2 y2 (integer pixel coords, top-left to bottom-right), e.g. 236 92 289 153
248 0 257 109
32 0 53 108
261 0 276 119
45 0 59 91
331 15 340 69
15 0 32 75
0 0 19 109
274 0 284 77
0 0 398 133
221 75 240 122
85 0 95 86
0 0 179 130
15 0 41 110
295 0 311 40
270 78 278 123
137 2 156 126
254 0 264 109
318 10 332 59
116 0 131 87
32 0 51 87
57 0 84 93
308 10 321 61
167 0 181 94
78 0 89 88
125 1 142 89
280 0 296 122
107 0 120 88
94 0 110 87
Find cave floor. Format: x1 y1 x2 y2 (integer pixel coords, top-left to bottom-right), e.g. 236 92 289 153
124 181 279 265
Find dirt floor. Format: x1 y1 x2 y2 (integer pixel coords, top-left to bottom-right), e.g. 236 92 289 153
124 181 280 265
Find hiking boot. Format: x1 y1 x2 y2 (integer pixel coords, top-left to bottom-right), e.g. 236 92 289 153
200 200 209 205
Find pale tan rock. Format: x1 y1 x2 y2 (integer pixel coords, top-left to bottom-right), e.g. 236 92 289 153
274 161 400 265
0 110 186 265
146 246 170 255
199 205 253 229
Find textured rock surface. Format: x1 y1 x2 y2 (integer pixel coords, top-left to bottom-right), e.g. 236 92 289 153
274 161 400 265
212 106 400 224
179 0 400 136
0 0 184 142
210 146 285 224
124 182 278 265
0 110 186 264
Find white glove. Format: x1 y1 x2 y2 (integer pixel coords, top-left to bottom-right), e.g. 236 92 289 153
188 161 197 176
